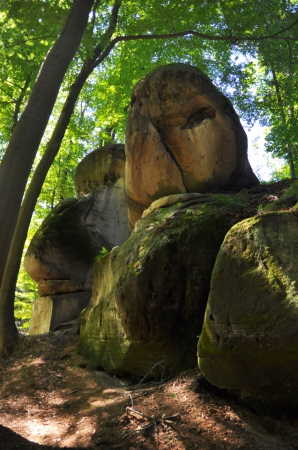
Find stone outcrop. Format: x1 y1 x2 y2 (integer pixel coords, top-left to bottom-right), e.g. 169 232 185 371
27 64 298 412
74 144 125 194
264 179 298 212
125 63 258 227
26 144 130 334
198 212 298 410
29 292 90 335
141 192 217 218
79 194 240 379
84 178 130 249
25 196 96 296
25 174 130 298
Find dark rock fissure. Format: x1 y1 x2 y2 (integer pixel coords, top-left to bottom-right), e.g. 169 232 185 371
180 106 216 130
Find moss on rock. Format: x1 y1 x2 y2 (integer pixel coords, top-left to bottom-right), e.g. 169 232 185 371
80 195 244 379
265 179 298 211
25 196 97 284
198 212 298 410
29 197 95 263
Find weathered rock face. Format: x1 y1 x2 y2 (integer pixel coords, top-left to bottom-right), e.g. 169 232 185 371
83 178 130 253
79 194 240 379
29 292 90 335
25 196 96 296
125 63 258 227
198 212 298 410
25 179 130 297
26 142 130 334
74 144 125 194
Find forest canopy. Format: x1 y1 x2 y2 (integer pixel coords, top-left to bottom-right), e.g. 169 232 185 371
0 0 297 353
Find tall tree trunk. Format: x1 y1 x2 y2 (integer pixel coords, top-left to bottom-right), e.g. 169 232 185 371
288 151 296 179
0 0 123 358
0 0 94 287
0 0 95 357
0 68 92 352
287 41 297 179
271 67 296 179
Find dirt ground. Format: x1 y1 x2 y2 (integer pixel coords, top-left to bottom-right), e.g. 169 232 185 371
1 323 298 450
1 179 298 450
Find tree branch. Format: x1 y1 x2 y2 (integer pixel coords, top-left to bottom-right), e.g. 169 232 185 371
12 74 31 130
91 26 298 69
90 0 100 31
6 80 26 90
218 0 234 36
0 36 57 49
272 17 298 36
119 28 298 45
92 0 122 60
0 86 14 101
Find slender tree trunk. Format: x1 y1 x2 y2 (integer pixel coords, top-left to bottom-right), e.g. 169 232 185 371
287 40 297 178
0 0 95 356
0 69 92 345
271 67 296 179
0 0 122 358
0 0 94 287
288 151 296 179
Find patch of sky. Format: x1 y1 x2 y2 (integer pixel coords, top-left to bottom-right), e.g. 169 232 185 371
245 121 284 182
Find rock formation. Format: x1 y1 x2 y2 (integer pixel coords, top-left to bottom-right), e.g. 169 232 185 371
25 196 96 297
29 292 91 335
25 180 130 297
79 194 239 378
125 63 259 227
26 144 130 334
198 212 298 410
74 143 125 194
24 63 298 411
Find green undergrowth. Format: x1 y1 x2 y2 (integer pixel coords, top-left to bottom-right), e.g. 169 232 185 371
15 290 37 331
152 191 248 227
95 246 110 261
15 266 38 331
210 191 248 211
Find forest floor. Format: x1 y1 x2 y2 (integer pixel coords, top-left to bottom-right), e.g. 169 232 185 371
1 179 298 450
1 324 298 450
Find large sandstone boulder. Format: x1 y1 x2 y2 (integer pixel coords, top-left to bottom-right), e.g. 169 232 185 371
79 194 242 379
25 179 130 297
26 143 130 334
125 63 258 227
198 212 298 410
74 144 125 194
25 196 96 296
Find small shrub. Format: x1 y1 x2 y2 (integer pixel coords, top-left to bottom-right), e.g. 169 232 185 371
95 247 110 261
